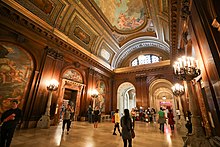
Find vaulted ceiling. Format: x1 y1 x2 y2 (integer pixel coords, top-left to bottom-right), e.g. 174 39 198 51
3 0 170 70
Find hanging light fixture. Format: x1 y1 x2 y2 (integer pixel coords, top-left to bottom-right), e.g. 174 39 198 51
172 83 185 96
173 56 201 81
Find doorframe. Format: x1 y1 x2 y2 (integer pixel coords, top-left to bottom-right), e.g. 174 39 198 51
58 79 85 120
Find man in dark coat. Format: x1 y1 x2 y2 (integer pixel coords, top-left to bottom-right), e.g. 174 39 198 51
0 100 22 147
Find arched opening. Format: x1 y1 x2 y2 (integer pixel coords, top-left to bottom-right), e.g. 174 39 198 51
117 82 136 116
58 68 85 121
149 79 174 112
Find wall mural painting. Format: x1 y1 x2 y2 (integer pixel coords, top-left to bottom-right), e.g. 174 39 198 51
0 43 33 114
62 69 83 83
96 80 106 112
94 0 145 31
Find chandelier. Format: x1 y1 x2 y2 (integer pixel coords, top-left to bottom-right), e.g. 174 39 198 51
173 56 201 81
172 83 185 96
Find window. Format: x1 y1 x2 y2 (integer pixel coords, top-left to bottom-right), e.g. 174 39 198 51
131 54 160 66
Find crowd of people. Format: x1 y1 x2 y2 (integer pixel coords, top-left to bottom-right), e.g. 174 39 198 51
0 101 193 147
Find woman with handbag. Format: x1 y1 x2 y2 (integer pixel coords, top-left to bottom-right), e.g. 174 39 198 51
121 109 133 147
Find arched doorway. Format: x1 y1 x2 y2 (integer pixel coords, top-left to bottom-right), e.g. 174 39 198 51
117 82 136 116
149 79 174 112
58 69 85 120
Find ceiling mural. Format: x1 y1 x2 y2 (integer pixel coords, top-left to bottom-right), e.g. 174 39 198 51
4 0 170 69
93 0 146 31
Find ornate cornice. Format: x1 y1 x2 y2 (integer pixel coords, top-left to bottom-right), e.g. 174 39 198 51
45 46 63 61
0 2 113 75
170 0 181 62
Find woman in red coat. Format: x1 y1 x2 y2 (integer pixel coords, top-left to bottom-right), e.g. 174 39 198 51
167 109 175 132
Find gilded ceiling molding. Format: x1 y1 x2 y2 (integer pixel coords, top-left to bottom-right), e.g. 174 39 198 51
113 37 170 68
14 0 65 26
97 40 115 64
0 3 113 74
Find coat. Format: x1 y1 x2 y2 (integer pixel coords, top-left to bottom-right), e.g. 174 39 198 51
167 112 175 125
120 116 132 140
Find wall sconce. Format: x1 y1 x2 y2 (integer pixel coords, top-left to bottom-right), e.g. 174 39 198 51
91 89 99 110
37 79 59 129
173 56 201 81
91 89 99 98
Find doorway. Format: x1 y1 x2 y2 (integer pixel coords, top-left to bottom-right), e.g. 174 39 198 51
117 82 136 117
63 89 77 108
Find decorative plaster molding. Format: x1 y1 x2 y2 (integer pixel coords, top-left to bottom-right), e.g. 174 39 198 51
0 4 112 73
113 39 169 68
45 46 63 60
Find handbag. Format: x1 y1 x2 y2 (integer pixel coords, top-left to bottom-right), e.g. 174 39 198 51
131 129 135 138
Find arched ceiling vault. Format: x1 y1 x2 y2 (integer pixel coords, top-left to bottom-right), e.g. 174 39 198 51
4 0 170 70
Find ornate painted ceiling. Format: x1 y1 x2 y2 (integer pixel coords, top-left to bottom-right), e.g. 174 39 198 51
2 0 170 69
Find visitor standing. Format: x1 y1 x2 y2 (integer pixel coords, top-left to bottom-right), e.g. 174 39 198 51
158 107 166 133
93 106 100 128
121 109 133 147
0 100 22 147
87 105 93 123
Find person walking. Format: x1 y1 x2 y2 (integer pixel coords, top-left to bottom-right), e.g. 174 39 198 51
121 109 133 147
113 109 121 136
93 106 100 128
167 109 175 132
62 104 73 134
87 105 93 123
158 107 166 133
130 108 136 129
0 100 22 147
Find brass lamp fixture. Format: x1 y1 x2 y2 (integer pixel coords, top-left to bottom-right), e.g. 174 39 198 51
37 79 59 128
91 89 99 98
172 83 185 96
173 56 201 81
91 89 99 110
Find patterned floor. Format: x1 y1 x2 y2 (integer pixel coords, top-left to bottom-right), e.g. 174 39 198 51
11 120 184 147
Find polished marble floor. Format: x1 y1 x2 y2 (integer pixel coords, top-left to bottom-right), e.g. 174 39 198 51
11 121 184 147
